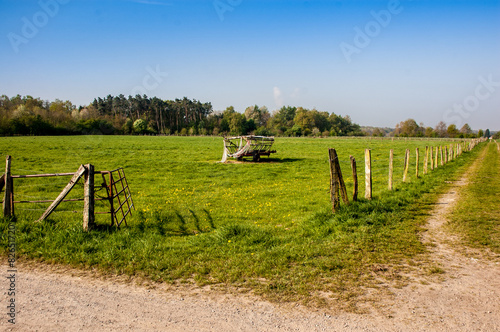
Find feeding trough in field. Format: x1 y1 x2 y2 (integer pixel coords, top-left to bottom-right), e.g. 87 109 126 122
221 136 276 162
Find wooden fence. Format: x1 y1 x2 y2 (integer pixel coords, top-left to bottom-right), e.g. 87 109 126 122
328 138 486 212
0 156 134 230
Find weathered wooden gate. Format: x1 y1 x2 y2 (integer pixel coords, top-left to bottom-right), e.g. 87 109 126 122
1 156 134 230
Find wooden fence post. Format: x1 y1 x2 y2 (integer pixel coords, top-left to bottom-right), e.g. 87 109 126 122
444 146 448 163
403 149 410 182
440 146 444 166
365 149 372 200
350 155 358 202
388 149 394 191
415 147 420 178
3 156 13 217
435 146 439 168
83 164 95 231
423 146 428 175
329 149 340 212
430 146 434 171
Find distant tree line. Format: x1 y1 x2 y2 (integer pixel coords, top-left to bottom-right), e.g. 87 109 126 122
1 95 491 138
391 118 490 139
0 94 364 137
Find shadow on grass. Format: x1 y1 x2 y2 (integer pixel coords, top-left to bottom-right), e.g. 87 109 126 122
225 157 304 164
132 209 217 237
92 223 120 233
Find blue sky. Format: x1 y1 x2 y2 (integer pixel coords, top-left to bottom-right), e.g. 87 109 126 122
1 0 499 130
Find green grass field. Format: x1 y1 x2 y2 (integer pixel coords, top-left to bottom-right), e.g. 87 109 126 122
448 141 500 253
0 136 485 308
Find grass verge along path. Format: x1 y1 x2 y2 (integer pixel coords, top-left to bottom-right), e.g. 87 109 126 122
448 141 500 254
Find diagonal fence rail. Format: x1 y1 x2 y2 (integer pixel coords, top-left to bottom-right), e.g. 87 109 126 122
1 157 134 230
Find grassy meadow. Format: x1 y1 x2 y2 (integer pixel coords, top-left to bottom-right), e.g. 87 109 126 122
0 135 485 308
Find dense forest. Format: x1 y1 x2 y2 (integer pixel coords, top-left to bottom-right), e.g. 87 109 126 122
0 94 363 137
0 94 494 138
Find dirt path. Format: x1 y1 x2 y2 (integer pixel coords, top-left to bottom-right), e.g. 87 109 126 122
373 146 500 331
1 151 499 331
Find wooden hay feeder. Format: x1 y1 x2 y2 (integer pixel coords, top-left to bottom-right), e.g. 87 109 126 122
221 136 276 162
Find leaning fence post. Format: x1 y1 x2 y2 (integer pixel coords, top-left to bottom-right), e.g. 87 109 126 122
388 149 394 190
365 149 372 200
3 156 13 217
350 155 358 201
403 149 410 182
337 158 349 205
328 149 340 212
83 164 95 231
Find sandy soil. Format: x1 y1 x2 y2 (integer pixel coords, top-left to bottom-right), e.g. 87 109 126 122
1 158 499 331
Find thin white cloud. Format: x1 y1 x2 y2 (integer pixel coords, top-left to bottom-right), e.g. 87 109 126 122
273 86 284 108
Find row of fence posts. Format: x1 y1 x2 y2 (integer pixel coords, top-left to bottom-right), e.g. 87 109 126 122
328 138 485 212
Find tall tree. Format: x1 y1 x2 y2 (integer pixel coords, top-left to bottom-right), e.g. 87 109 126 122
460 123 473 136
435 121 447 137
447 124 459 138
395 119 419 137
